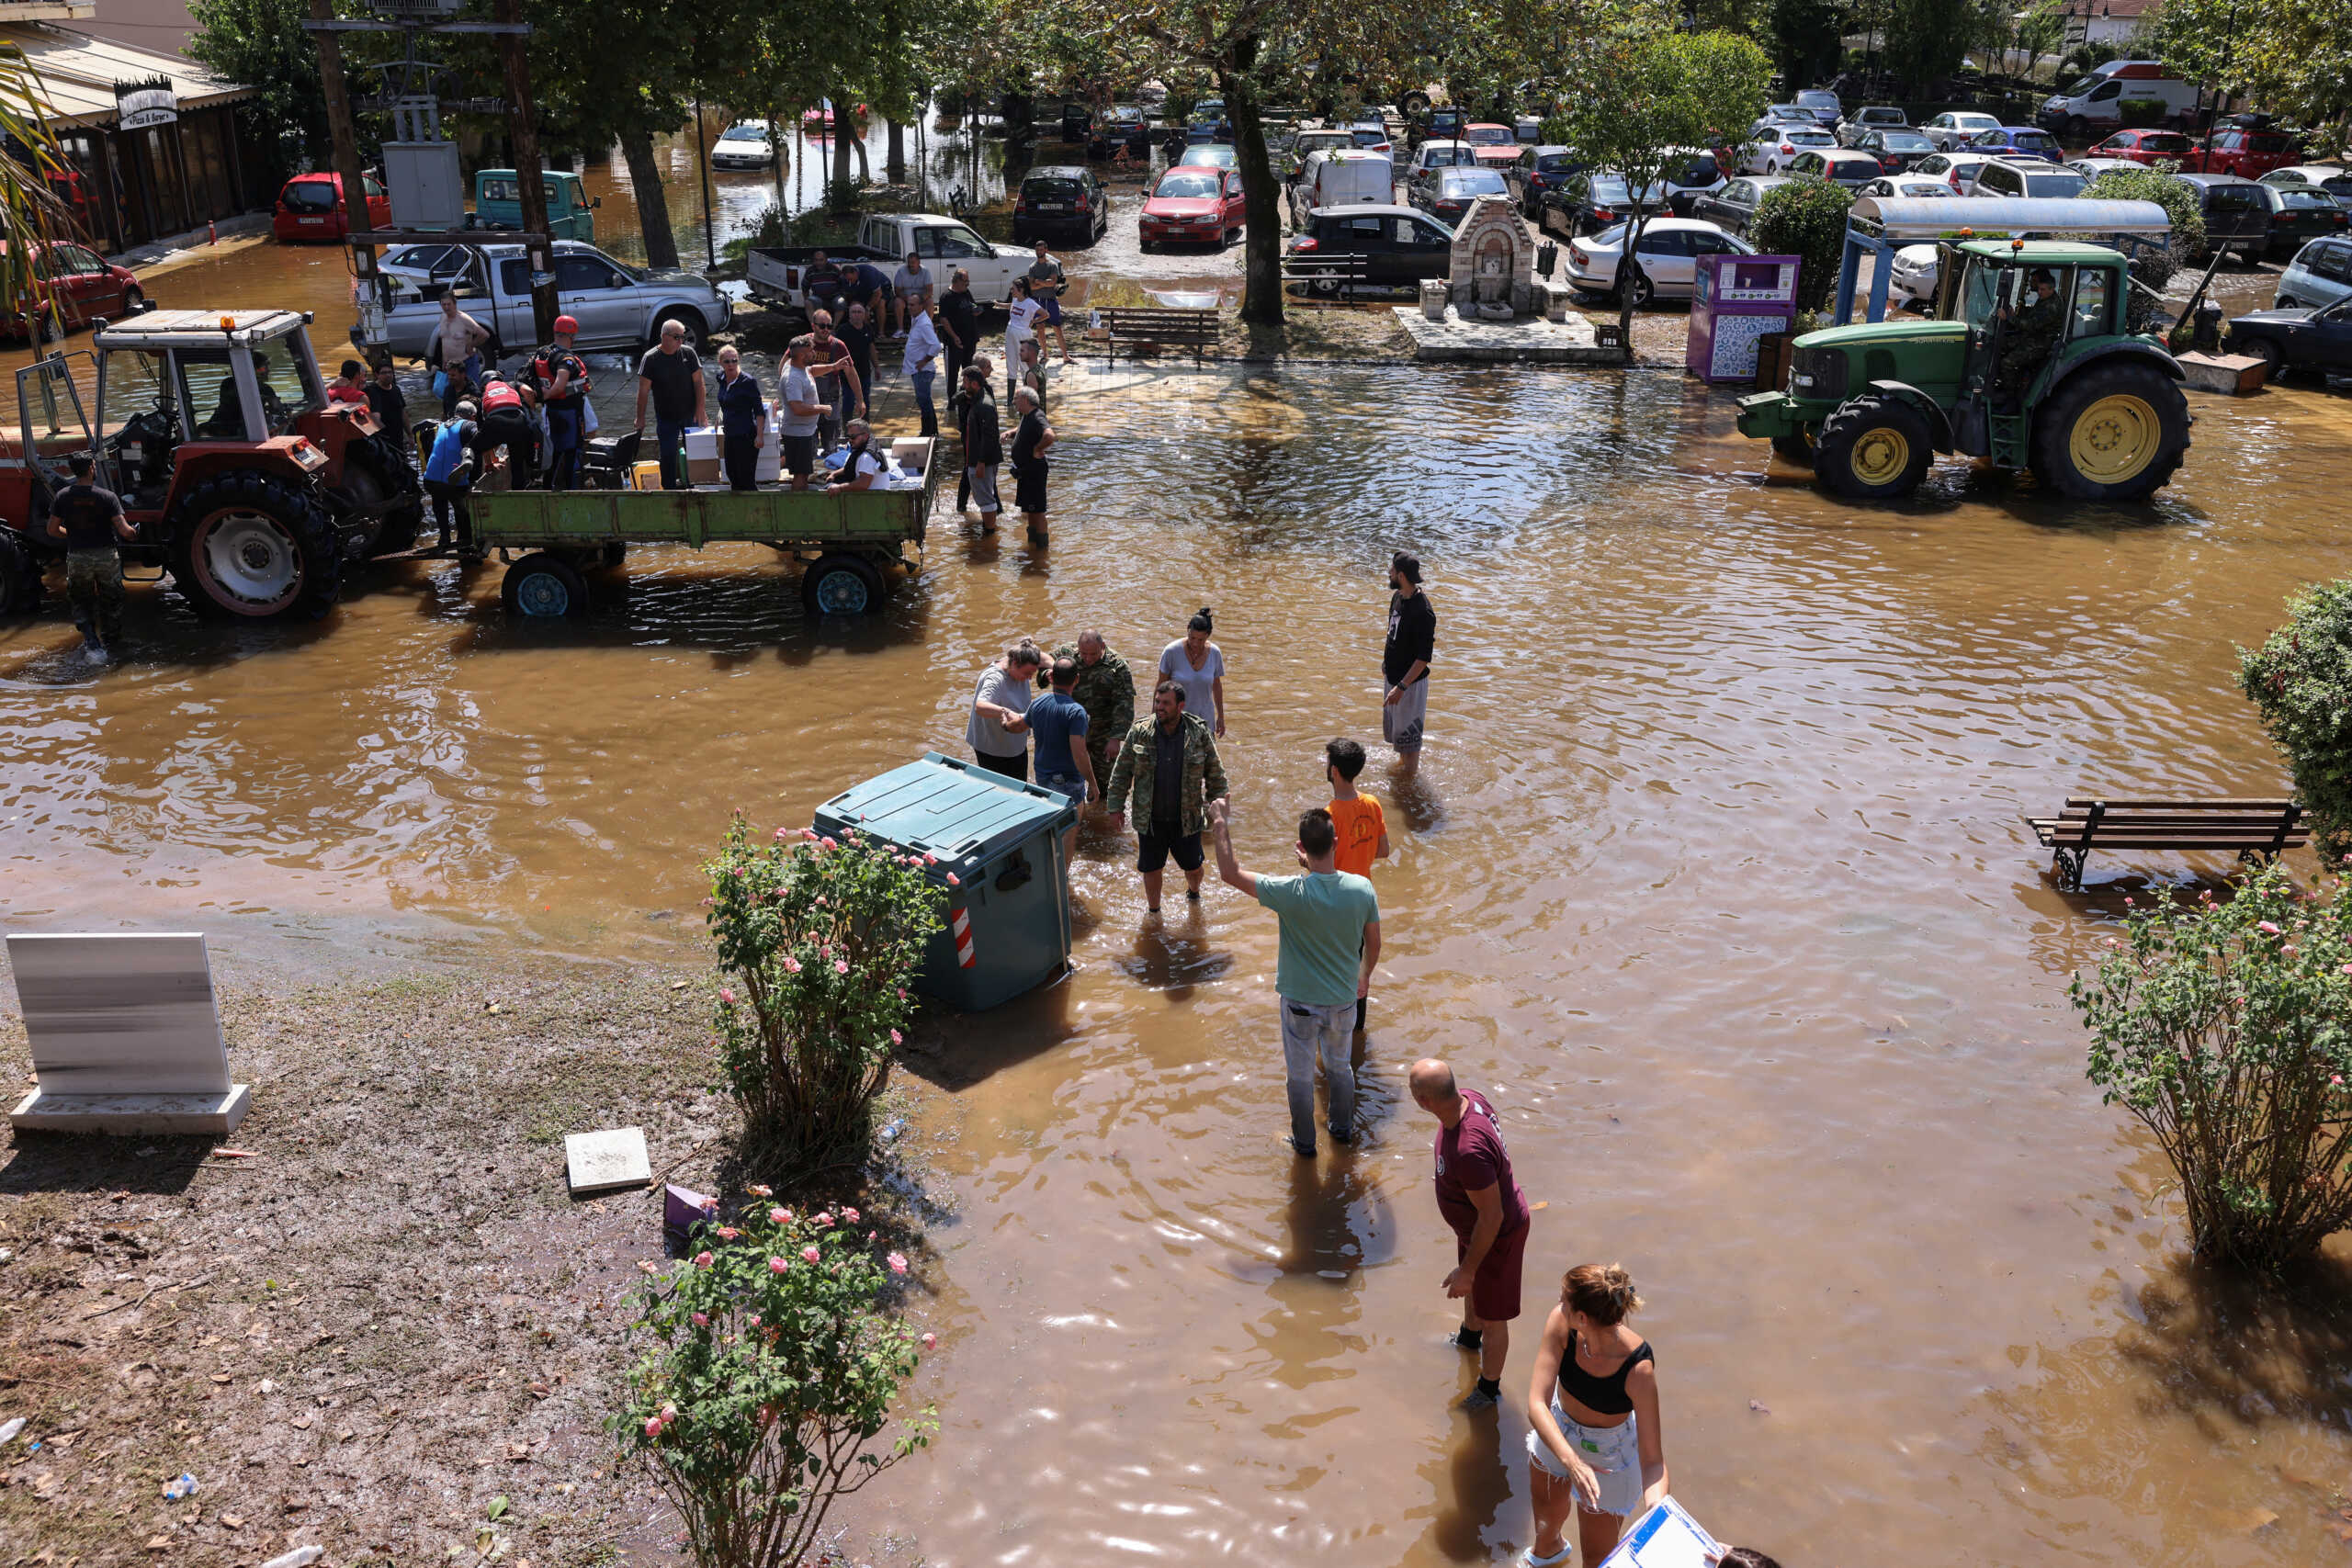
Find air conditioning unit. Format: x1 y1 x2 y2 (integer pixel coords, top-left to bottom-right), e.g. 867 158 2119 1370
368 0 467 17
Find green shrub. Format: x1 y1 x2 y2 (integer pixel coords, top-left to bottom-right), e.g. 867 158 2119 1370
612 1196 935 1567
2083 164 2205 329
2241 582 2352 863
2073 864 2352 1273
705 814 944 1179
2119 96 2167 128
1750 175 1854 314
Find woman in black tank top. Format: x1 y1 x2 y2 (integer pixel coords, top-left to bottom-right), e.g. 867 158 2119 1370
1521 1263 1668 1568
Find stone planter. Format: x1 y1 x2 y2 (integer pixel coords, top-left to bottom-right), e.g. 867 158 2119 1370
1419 279 1449 322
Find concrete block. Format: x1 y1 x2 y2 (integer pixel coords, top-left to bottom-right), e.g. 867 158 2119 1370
566 1126 651 1196
2177 351 2270 395
10 1086 250 1136
7 932 229 1095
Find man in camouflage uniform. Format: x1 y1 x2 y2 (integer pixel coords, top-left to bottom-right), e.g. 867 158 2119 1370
1996 268 2064 405
45 453 137 659
1046 628 1136 795
1105 678 1230 912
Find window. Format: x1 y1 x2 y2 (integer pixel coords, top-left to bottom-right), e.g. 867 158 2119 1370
281 178 337 212
558 254 624 290
933 225 992 258
179 349 244 438
102 348 174 443
254 333 322 431
2089 82 2120 102
2069 268 2111 337
1979 165 2018 196
1638 229 1691 257
495 258 530 295
63 245 106 274
2309 243 2352 283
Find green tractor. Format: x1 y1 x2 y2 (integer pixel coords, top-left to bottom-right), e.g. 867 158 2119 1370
1736 239 2190 502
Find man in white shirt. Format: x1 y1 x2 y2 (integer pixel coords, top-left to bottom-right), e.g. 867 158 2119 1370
892 252 935 337
902 298 944 437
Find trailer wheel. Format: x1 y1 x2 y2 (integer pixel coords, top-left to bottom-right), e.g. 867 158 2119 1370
0 529 40 616
501 552 590 618
170 469 342 620
801 553 885 616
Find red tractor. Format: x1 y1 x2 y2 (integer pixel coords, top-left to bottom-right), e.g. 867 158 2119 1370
0 309 423 621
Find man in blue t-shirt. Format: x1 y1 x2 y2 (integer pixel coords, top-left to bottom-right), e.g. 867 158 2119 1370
1209 800 1383 1156
1029 655 1098 866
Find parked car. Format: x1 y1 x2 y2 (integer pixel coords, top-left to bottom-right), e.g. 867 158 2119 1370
1851 129 1937 173
1565 217 1755 305
1349 118 1395 154
1914 152 1996 194
1887 243 1940 305
1793 88 1841 127
1461 124 1521 167
1785 149 1885 190
1420 107 1470 145
1690 175 1792 238
1186 98 1229 142
1176 142 1239 170
1286 128 1354 177
1964 125 2064 164
1284 205 1453 295
1920 110 2001 151
744 213 1029 317
390 241 729 358
1012 166 1109 245
2256 182 2347 257
1741 124 1835 175
710 120 776 170
1089 106 1152 159
1139 165 1245 249
1539 170 1662 236
0 240 144 339
471 169 597 242
2037 60 2199 141
1504 144 1580 217
1837 106 1908 147
1970 159 2088 200
2226 297 2352 377
2175 171 2273 255
2259 164 2352 202
1513 115 1544 143
1761 103 1811 127
1657 148 1726 214
2184 124 2302 178
2086 128 2196 166
1409 164 1510 224
1291 149 1396 224
1404 140 1478 182
1857 175 1952 203
274 173 388 243
2273 236 2352 310
2065 157 2147 183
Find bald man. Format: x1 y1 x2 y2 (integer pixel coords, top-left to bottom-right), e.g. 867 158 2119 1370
1411 1058 1531 1410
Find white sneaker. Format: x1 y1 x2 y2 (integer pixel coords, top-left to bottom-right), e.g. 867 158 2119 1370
1521 1546 1573 1568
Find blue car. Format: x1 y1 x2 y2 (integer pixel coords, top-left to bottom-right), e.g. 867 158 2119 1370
1964 125 2064 164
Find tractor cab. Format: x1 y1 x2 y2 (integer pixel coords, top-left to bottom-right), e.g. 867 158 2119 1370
1937 242 2123 463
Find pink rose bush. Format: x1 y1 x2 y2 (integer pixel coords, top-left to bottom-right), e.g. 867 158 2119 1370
703 811 944 1178
613 1196 935 1565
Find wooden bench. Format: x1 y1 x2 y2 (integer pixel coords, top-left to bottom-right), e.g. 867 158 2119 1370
1099 306 1218 367
1281 251 1371 300
2028 797 2309 890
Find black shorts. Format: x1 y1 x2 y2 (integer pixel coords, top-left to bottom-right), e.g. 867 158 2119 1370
780 433 818 476
1014 462 1049 514
976 748 1027 780
1136 822 1202 874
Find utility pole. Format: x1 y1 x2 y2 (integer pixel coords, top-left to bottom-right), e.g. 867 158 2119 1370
310 0 381 355
495 0 559 345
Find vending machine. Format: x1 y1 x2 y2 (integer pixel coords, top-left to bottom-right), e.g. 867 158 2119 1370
1687 254 1802 384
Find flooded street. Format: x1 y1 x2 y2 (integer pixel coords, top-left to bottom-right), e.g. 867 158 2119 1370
7 355 2352 1565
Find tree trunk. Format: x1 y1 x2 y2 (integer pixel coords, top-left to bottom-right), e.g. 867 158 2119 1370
887 117 905 183
1617 209 1647 367
1223 48 1283 329
854 121 871 184
774 105 787 215
620 129 679 270
831 107 854 203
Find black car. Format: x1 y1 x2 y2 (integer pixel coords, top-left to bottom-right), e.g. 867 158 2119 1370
1504 144 1580 217
1088 106 1151 160
1420 107 1471 147
2257 184 2348 258
2175 172 2272 257
1409 164 1510 223
1540 171 1657 237
1012 166 1109 246
2227 299 2352 377
1286 204 1455 295
1852 129 1936 173
1690 175 1791 239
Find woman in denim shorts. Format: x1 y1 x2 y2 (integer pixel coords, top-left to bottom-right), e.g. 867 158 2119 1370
1521 1263 1668 1568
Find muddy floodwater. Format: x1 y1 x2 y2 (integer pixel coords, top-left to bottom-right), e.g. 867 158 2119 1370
9 362 2352 1568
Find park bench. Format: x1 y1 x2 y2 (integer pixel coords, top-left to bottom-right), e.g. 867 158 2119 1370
1099 306 1218 367
2028 796 2309 890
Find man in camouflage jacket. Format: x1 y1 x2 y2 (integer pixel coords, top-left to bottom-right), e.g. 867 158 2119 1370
1046 629 1136 791
1105 679 1230 909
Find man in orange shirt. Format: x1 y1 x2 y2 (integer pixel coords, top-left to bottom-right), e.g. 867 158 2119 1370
1325 738 1390 1031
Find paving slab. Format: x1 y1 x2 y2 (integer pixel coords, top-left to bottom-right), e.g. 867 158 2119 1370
566 1126 652 1196
1392 306 1613 365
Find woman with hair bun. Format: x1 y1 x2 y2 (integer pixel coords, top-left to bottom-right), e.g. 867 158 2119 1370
1521 1263 1667 1568
1159 607 1227 738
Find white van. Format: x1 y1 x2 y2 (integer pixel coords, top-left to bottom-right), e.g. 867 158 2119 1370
1291 149 1396 225
2038 61 2199 139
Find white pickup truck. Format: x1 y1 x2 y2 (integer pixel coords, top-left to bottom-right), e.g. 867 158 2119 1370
377 240 732 364
745 213 1034 318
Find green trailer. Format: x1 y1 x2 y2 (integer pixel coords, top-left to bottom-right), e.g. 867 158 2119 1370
471 437 942 617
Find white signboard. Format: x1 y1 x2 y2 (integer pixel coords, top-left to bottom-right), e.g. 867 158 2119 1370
1596 1497 1722 1568
116 81 178 131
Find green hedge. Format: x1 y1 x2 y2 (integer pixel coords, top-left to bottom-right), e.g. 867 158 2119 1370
2119 97 2168 129
1750 175 1855 314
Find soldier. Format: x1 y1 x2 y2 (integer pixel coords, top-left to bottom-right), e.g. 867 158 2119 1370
1045 628 1136 794
1996 268 2064 405
1105 679 1230 914
46 453 139 659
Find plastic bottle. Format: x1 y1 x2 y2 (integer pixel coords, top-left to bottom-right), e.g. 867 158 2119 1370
162 1472 198 1500
261 1548 324 1568
0 1418 23 1445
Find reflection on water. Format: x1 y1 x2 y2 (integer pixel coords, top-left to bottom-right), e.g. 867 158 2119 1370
8 365 2352 1564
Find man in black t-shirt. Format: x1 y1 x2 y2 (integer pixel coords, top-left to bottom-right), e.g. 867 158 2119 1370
363 362 410 448
835 304 879 411
1383 551 1435 770
45 453 138 656
937 266 980 392
633 320 707 490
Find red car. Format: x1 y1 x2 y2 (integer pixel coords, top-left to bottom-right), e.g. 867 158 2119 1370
2183 126 2302 178
1139 165 1245 249
273 173 390 243
1 240 144 339
2087 128 2197 165
1463 124 1522 167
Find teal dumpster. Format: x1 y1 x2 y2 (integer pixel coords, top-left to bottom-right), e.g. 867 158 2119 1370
813 753 1077 1010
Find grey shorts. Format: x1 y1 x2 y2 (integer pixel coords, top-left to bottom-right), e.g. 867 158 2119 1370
1527 1403 1644 1518
1384 677 1429 752
968 463 1000 513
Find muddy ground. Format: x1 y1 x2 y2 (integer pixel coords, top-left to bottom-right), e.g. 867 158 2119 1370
0 963 955 1568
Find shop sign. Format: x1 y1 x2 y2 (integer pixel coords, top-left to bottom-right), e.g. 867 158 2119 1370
115 78 178 130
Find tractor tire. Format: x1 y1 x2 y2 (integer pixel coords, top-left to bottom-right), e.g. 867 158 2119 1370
1399 90 1430 118
0 529 41 616
337 453 418 557
801 552 886 616
2030 359 2190 502
1770 432 1816 468
169 469 342 620
501 552 590 618
1815 393 1935 501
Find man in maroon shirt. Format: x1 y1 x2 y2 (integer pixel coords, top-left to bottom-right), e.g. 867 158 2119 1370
1411 1057 1532 1410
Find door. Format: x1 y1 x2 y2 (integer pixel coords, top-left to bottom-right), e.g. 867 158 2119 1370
17 353 95 502
61 244 120 320
557 251 635 344
1634 226 1695 294
1397 216 1453 284
1223 173 1245 232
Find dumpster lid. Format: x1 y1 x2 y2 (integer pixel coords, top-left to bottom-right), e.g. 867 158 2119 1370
815 754 1075 875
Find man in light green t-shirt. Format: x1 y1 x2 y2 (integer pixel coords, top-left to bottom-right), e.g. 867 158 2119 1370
1209 799 1382 1156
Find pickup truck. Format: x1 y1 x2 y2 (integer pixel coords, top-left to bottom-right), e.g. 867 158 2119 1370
471 168 599 241
377 240 731 363
745 213 1033 317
